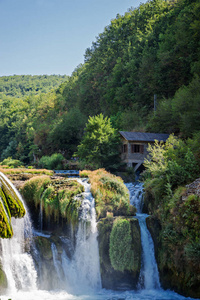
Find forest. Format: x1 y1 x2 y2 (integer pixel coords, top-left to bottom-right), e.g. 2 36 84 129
0 0 200 170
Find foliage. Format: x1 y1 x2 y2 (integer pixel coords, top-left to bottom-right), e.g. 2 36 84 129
148 75 200 137
48 108 87 158
38 153 64 170
0 75 68 98
184 241 200 264
109 217 134 272
54 0 200 122
80 169 135 219
0 157 24 168
76 114 121 171
144 134 200 190
143 134 200 296
21 176 84 225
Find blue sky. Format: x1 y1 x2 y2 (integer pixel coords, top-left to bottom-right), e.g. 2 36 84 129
0 0 145 76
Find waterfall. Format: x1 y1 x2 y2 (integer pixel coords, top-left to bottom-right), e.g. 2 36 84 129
126 182 161 290
0 174 195 300
61 178 102 294
0 173 37 292
138 214 161 290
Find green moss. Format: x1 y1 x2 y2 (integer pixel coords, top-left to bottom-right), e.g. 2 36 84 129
66 198 82 226
109 217 135 272
97 217 113 272
97 216 141 289
0 172 27 238
0 188 11 220
0 199 13 238
0 176 25 218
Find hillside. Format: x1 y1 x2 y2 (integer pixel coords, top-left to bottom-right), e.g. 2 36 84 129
0 74 68 98
0 0 199 165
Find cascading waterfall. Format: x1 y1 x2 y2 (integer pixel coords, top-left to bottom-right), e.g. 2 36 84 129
137 214 161 290
126 182 161 290
0 173 37 292
61 178 102 294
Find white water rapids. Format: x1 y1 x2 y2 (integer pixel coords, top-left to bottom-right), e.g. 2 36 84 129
0 175 196 300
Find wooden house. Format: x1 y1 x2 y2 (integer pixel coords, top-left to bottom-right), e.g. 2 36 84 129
119 131 169 171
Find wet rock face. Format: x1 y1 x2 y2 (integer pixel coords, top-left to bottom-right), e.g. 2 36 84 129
34 235 67 290
97 217 141 290
146 216 161 262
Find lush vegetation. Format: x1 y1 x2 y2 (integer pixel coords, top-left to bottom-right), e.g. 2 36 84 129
80 169 135 219
143 135 200 297
0 75 68 98
76 114 121 170
21 176 84 226
38 153 65 170
0 0 199 168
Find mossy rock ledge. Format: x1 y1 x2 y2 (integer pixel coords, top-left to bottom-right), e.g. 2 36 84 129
97 216 141 290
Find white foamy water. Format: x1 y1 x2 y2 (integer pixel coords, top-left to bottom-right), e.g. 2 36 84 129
61 178 102 294
0 288 195 300
126 182 160 289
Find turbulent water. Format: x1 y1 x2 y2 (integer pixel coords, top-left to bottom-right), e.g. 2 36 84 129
0 177 197 300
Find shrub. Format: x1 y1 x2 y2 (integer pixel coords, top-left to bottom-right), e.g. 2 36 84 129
0 157 24 168
38 153 64 170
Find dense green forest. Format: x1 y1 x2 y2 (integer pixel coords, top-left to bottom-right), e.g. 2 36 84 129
0 75 68 98
0 0 200 167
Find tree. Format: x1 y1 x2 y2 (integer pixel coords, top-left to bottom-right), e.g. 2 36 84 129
76 114 121 170
48 108 87 158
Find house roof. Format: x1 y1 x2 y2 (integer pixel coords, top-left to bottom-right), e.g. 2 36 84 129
119 131 169 142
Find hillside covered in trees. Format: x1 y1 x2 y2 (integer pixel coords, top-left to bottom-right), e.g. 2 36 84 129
0 75 68 98
0 0 200 166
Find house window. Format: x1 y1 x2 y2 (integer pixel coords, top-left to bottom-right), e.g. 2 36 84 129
131 144 144 154
123 144 127 153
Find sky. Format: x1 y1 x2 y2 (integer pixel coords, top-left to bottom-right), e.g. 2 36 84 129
0 0 145 77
